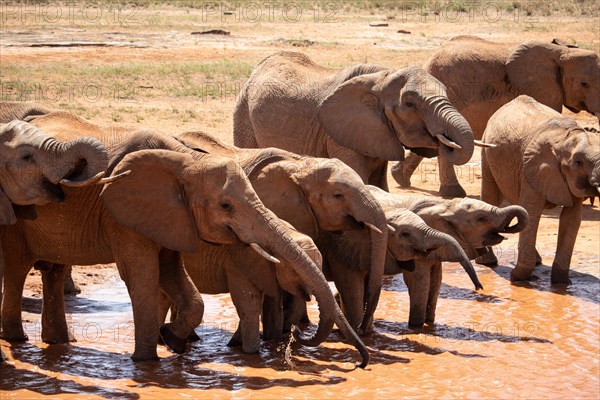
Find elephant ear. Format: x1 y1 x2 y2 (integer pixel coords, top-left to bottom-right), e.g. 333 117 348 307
506 42 564 112
100 149 200 253
318 71 406 161
523 131 573 207
0 188 17 225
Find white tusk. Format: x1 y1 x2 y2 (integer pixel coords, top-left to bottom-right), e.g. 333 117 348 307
386 224 396 233
363 222 382 234
250 243 281 264
436 134 462 149
60 171 105 187
597 187 600 195
96 170 132 185
474 140 497 148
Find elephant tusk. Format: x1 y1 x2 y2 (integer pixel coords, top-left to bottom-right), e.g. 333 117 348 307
250 243 281 264
386 224 396 233
597 187 600 195
95 170 132 185
60 171 105 187
436 134 462 149
363 222 382 234
474 140 497 148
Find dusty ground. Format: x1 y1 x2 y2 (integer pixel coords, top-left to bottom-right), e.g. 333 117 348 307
1 1 599 399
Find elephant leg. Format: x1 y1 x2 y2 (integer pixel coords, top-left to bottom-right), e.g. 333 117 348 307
403 260 429 329
369 160 389 191
2 257 30 342
110 228 161 361
261 293 283 341
328 258 366 331
158 248 204 354
438 154 466 198
39 263 74 344
511 189 546 282
425 262 442 324
475 247 499 267
480 153 503 207
63 266 81 295
283 294 310 332
535 250 543 266
551 199 582 284
226 268 262 353
390 152 423 188
0 247 5 361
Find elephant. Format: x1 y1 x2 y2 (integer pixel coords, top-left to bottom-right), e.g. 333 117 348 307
480 96 600 284
0 119 110 362
0 101 80 294
368 185 528 328
173 130 388 337
1 112 368 365
392 36 600 197
233 51 476 197
160 220 325 354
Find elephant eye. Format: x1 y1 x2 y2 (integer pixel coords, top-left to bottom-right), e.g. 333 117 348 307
405 101 415 108
581 81 590 88
333 192 343 199
220 201 232 211
573 160 583 168
401 231 411 238
477 216 487 223
21 153 34 163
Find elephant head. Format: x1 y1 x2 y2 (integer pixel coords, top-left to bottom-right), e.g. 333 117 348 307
383 208 483 290
318 66 475 165
506 41 600 119
242 151 388 334
412 197 529 259
523 119 600 206
0 120 109 224
100 149 369 367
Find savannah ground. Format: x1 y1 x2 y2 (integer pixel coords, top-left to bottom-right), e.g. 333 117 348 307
0 1 599 399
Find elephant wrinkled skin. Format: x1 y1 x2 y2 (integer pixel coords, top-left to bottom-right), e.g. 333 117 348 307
233 51 475 197
0 119 109 361
1 112 363 365
175 131 387 344
393 36 600 196
370 186 528 327
481 96 600 284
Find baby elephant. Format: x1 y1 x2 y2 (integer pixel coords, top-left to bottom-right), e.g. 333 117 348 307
481 96 600 284
369 186 528 327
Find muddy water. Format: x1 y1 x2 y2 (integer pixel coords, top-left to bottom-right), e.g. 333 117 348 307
2 248 599 399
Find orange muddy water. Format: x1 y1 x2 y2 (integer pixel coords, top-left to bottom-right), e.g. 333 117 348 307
2 245 599 399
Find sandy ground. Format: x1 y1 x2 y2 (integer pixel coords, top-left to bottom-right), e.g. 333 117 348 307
1 2 599 399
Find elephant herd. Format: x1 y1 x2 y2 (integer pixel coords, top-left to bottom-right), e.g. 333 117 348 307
0 36 598 369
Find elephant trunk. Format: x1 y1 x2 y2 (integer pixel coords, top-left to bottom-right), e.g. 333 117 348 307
254 209 369 367
497 205 529 234
423 226 483 290
423 95 475 165
353 189 388 335
40 136 109 186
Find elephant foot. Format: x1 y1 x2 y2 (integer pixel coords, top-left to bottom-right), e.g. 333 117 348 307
408 321 425 330
64 278 82 295
227 328 242 348
188 330 201 342
475 251 498 267
509 268 536 283
551 269 571 285
131 352 160 362
159 324 187 354
439 184 467 198
1 331 28 342
42 333 77 344
390 162 412 187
